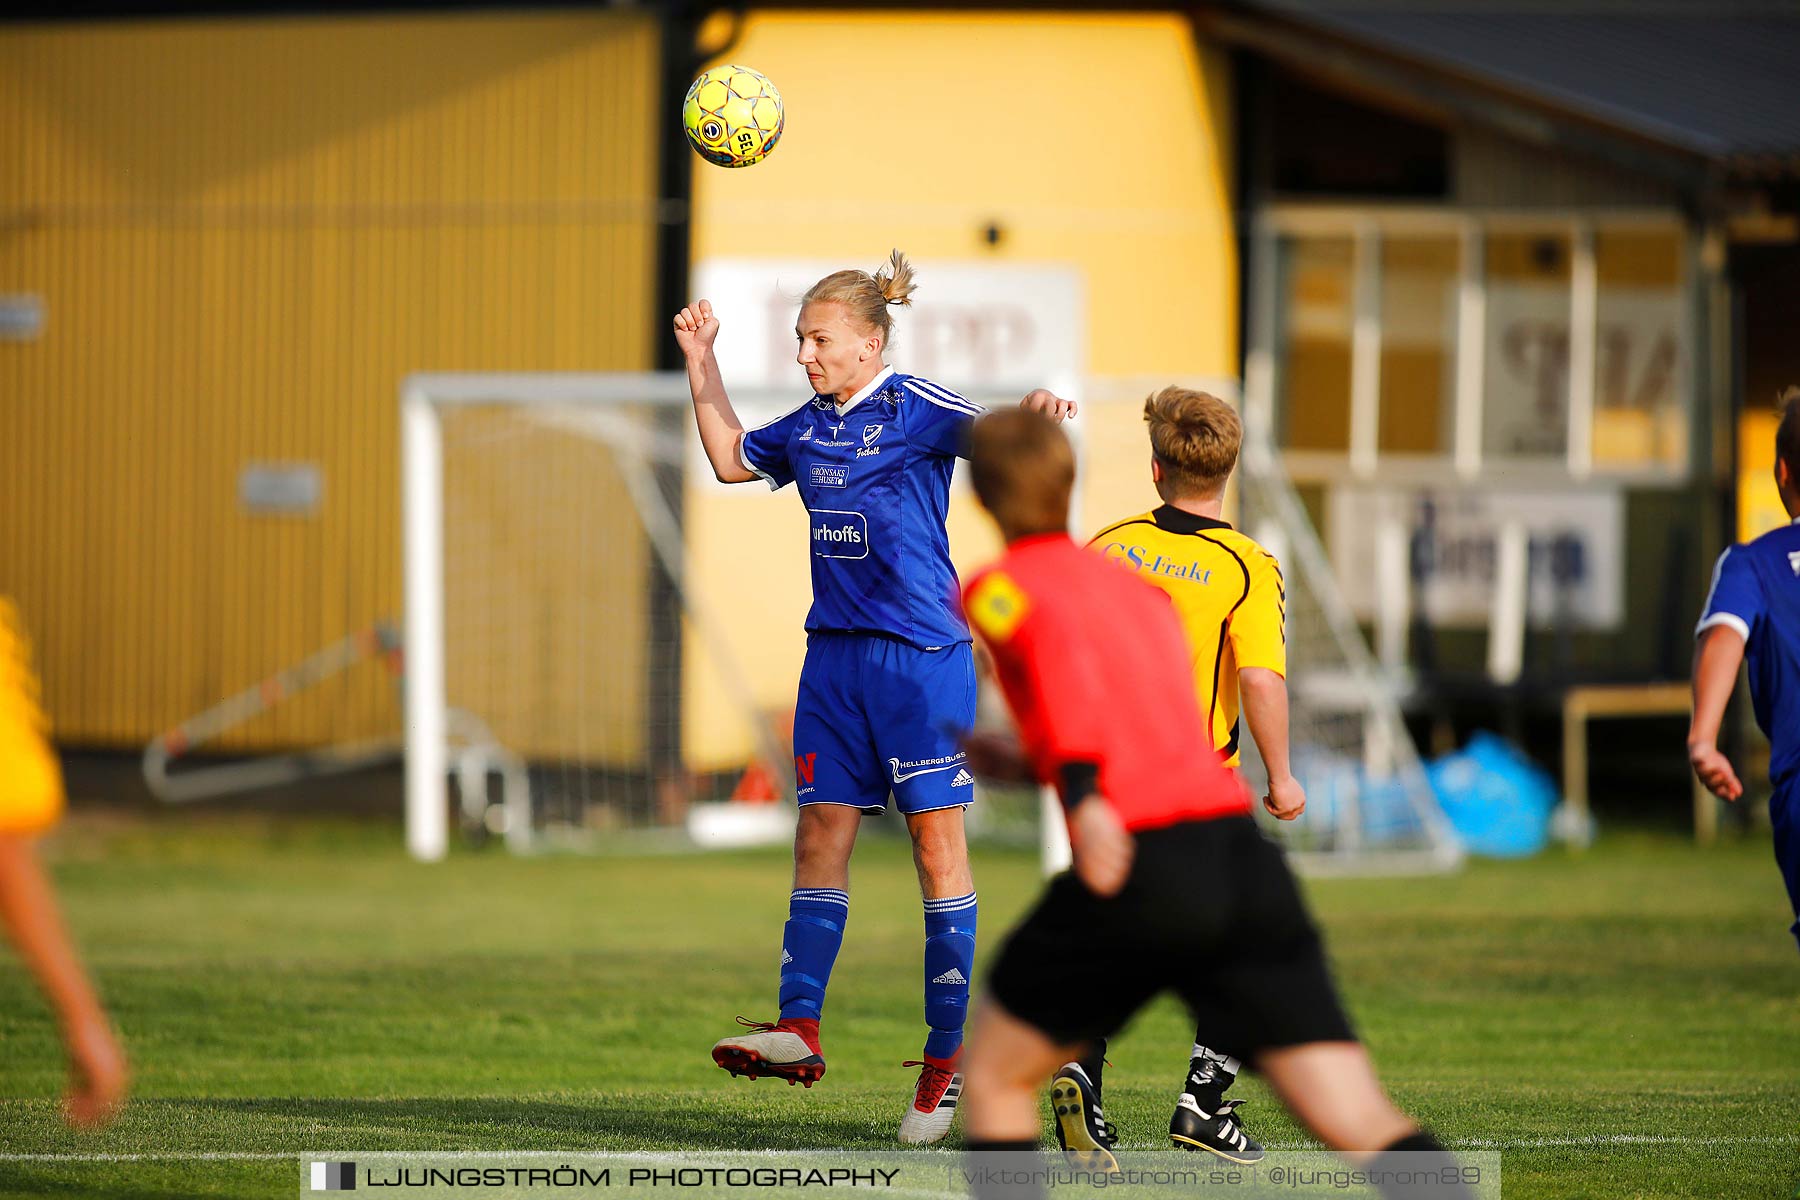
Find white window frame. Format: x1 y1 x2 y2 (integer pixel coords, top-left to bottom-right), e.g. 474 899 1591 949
1247 205 1694 488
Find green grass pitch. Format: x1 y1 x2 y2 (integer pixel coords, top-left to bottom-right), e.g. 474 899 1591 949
0 816 1795 1199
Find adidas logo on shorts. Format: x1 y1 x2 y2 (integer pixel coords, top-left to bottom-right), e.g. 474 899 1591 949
931 967 968 986
952 769 974 787
781 949 794 964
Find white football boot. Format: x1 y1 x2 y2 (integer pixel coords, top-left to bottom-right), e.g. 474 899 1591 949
898 1053 963 1145
711 1017 825 1087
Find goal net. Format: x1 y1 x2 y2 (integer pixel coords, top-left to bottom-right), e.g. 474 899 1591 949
402 372 1459 875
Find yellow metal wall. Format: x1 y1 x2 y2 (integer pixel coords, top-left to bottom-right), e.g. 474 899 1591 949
1739 409 1788 541
680 11 1238 769
0 11 660 750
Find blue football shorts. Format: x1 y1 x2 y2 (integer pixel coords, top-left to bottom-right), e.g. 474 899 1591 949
1772 780 1798 953
790 632 977 815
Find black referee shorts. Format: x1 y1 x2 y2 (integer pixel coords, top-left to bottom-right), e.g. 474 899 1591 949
987 815 1356 1062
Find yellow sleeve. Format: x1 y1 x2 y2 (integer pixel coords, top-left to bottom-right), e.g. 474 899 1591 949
1228 548 1286 676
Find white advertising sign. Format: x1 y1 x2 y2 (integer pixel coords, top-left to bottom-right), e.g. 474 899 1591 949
1328 485 1624 630
691 257 1083 405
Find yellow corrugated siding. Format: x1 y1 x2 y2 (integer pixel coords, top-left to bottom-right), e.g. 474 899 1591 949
0 11 660 751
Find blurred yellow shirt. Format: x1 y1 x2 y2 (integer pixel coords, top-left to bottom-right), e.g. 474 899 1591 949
1087 506 1286 767
0 597 64 835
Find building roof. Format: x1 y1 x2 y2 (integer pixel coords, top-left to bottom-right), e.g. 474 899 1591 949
1253 2 1800 166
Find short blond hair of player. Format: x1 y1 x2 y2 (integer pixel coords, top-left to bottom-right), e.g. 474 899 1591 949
1018 384 1304 1165
1144 385 1242 494
0 599 128 1129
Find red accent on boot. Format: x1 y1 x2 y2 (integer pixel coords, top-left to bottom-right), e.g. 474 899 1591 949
903 1049 962 1112
779 1017 822 1055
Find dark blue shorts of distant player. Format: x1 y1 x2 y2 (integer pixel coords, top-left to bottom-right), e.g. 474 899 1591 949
1772 781 1799 952
791 632 977 815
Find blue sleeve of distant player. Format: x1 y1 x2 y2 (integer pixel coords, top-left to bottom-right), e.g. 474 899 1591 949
1696 546 1763 641
900 378 986 459
738 403 807 490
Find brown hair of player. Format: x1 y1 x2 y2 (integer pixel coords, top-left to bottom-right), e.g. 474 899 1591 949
802 249 916 351
969 409 1075 542
1144 386 1241 501
1776 385 1800 517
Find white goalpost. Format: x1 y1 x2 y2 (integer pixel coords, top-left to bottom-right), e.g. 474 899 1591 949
401 371 1460 876
402 377 448 862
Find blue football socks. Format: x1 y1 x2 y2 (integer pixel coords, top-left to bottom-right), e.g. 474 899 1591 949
922 891 977 1059
778 888 849 1022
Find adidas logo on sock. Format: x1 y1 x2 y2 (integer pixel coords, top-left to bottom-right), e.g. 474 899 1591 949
952 769 974 786
780 949 794 964
931 967 968 985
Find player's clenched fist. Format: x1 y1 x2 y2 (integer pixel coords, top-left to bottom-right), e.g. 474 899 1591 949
672 299 720 358
1068 795 1133 898
1687 741 1744 802
1020 388 1078 423
1264 775 1307 821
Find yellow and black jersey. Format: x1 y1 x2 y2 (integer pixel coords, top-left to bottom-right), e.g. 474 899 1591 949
0 597 63 835
1086 505 1285 767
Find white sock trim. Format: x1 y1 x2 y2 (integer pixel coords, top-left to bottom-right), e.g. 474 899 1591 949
792 888 850 908
1190 1045 1241 1076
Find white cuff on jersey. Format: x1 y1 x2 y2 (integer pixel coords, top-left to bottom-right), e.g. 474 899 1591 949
736 433 779 490
1695 612 1750 641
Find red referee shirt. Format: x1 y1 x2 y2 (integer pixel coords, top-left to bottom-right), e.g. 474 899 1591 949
963 533 1251 832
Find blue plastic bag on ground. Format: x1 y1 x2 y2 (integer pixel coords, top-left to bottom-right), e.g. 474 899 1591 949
1287 747 1427 848
1425 731 1558 858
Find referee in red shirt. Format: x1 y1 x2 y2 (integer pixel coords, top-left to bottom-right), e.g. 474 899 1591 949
957 410 1468 1200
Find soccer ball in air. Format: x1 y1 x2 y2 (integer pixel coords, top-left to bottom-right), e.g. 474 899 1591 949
683 65 784 168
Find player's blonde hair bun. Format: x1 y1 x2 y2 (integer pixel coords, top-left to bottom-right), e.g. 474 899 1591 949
873 249 917 307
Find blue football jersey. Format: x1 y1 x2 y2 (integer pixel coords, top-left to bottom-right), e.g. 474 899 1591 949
738 367 984 649
1698 519 1800 786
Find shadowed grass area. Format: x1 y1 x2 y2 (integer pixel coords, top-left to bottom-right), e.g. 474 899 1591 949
0 815 1795 1198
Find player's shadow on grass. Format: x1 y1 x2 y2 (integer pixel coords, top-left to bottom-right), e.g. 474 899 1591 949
189 1096 890 1149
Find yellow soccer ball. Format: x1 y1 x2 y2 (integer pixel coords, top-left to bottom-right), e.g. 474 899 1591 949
682 65 784 168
